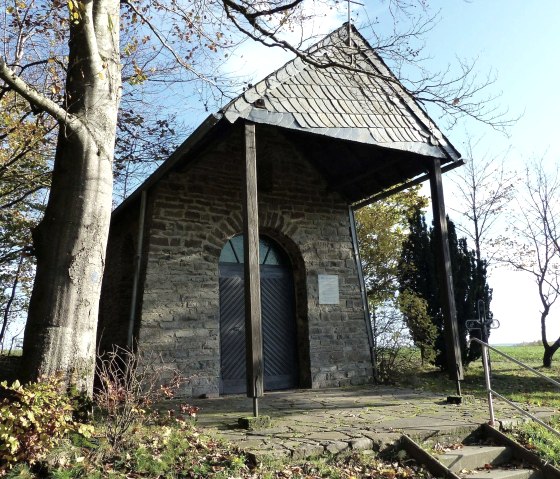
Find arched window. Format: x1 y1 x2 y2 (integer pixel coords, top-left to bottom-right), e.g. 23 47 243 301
219 234 288 266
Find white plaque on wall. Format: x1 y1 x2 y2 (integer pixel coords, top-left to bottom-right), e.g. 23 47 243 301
318 274 339 305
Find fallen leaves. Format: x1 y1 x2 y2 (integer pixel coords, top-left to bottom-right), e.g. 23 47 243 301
432 442 463 453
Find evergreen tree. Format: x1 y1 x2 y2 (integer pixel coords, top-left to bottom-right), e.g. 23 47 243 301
398 211 438 315
398 213 492 369
397 289 437 365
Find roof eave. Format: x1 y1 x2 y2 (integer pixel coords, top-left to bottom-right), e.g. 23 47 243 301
232 108 450 160
348 25 461 162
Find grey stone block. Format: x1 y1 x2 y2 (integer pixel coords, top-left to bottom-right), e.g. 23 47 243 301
325 441 349 454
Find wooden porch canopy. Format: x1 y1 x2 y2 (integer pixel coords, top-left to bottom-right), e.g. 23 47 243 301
116 24 461 213
115 24 465 406
221 24 461 204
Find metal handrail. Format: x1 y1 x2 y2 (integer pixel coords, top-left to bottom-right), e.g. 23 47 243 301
470 338 560 439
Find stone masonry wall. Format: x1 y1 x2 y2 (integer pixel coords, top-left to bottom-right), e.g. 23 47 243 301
137 123 373 397
98 205 139 354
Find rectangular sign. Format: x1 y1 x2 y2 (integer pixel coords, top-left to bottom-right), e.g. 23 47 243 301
318 274 339 305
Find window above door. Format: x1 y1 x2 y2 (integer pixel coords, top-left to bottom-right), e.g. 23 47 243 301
219 234 288 266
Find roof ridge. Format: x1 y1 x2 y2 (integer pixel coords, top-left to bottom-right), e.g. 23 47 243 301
221 22 460 162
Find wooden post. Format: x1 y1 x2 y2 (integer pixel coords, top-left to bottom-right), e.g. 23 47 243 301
429 158 464 392
243 122 264 412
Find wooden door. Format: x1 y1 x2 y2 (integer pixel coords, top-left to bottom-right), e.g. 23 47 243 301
219 236 298 394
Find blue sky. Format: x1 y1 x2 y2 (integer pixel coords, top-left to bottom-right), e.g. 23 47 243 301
423 0 560 161
413 1 560 344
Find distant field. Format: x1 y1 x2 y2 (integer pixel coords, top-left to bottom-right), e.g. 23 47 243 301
484 345 560 408
0 349 21 356
492 344 547 364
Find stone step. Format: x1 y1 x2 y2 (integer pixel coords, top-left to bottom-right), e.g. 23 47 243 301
462 467 542 479
438 446 512 472
401 431 551 479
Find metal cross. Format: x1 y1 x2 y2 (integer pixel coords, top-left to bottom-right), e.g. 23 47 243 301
466 299 500 343
346 0 364 46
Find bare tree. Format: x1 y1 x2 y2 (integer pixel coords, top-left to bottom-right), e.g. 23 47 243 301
499 162 560 367
0 254 23 349
450 137 517 264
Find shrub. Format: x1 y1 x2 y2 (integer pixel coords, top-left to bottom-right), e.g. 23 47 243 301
94 346 191 449
0 375 93 469
374 304 417 384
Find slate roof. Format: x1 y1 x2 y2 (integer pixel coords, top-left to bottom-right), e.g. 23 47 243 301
222 24 460 161
113 23 461 216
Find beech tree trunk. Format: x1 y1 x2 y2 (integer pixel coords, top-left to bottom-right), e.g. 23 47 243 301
19 0 121 393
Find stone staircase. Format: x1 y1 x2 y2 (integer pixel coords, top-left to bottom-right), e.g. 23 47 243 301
400 424 560 479
437 444 540 479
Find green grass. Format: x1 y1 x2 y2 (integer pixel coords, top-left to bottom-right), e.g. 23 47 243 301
394 344 560 468
396 344 560 409
0 350 22 356
506 415 560 466
3 344 559 477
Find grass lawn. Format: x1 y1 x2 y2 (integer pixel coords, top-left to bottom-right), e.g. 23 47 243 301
396 344 560 409
2 344 559 477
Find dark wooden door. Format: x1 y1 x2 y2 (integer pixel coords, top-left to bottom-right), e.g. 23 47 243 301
219 273 246 394
219 262 298 394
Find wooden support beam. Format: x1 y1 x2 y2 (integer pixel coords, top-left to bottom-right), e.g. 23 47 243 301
243 122 264 403
348 206 377 381
353 160 464 210
429 158 464 388
332 155 399 193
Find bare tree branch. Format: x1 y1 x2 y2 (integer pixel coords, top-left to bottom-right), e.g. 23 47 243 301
497 161 560 366
450 136 517 263
0 56 81 126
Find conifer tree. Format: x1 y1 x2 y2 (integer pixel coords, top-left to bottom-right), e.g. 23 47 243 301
398 213 492 369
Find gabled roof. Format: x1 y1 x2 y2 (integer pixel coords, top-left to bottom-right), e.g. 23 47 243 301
222 23 459 161
113 23 461 216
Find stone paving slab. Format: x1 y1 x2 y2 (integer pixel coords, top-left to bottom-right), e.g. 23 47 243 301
187 386 558 460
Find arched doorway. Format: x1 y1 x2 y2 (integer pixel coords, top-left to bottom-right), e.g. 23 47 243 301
219 234 299 394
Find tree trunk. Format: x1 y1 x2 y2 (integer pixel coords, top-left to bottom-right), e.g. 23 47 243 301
540 301 552 368
20 0 121 393
543 338 560 368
